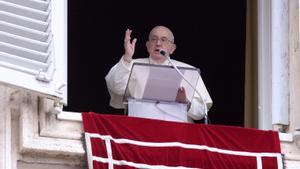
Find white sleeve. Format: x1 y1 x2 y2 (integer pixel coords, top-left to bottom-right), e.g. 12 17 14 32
105 57 133 108
187 75 213 120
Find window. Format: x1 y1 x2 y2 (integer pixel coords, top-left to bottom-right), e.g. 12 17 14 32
0 0 67 103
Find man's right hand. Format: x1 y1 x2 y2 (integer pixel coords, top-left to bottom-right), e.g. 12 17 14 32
123 29 137 63
176 87 188 103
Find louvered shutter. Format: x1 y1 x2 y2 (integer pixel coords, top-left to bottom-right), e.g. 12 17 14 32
0 0 67 103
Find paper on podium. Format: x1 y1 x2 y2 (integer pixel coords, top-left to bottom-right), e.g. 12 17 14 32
142 65 184 102
123 63 200 122
123 63 200 103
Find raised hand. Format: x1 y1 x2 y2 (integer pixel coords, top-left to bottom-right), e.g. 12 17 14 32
123 29 137 63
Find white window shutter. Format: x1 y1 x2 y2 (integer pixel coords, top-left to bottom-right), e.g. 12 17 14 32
0 0 67 103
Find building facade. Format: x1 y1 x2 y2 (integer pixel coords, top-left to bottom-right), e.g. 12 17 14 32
0 0 300 168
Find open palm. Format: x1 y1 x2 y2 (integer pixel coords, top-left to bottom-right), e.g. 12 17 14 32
123 29 137 59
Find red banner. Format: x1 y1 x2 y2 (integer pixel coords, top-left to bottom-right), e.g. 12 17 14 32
82 112 282 169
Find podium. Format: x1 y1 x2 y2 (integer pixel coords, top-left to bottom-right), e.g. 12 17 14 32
123 63 200 122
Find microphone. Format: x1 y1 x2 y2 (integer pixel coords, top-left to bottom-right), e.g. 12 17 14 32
159 49 168 57
159 49 209 124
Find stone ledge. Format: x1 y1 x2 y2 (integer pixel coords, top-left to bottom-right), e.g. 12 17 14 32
18 96 85 166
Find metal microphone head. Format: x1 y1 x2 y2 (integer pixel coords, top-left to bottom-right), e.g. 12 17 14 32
159 49 167 57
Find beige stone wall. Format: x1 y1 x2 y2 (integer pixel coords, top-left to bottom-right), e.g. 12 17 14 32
0 85 86 169
281 0 300 167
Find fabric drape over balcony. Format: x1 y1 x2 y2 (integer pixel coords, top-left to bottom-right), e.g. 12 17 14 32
83 112 282 169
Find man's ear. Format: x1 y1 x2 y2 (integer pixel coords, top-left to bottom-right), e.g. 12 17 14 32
170 44 176 54
146 41 150 52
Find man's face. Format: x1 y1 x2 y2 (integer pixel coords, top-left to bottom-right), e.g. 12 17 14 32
146 27 176 63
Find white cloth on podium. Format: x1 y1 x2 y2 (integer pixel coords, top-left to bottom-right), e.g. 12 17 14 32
128 98 190 123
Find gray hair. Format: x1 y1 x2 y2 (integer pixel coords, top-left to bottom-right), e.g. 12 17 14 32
148 25 175 43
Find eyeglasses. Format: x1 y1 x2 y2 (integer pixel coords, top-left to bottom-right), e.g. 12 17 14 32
149 36 173 45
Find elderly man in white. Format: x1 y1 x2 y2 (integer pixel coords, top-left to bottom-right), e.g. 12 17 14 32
105 25 212 123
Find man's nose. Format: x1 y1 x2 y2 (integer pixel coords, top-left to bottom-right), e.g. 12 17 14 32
155 39 162 45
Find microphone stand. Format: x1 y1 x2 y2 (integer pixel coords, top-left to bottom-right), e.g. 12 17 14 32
160 50 209 124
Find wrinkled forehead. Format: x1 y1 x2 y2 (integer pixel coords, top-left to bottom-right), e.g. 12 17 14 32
149 26 174 41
